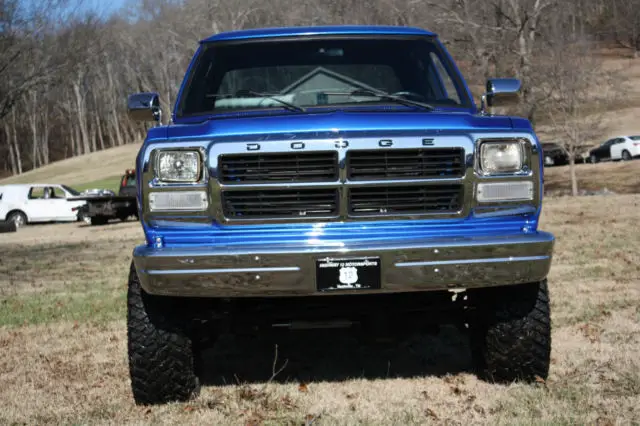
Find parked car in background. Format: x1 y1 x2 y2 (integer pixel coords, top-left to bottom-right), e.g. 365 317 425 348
0 184 87 228
541 142 567 166
588 135 640 163
541 142 585 166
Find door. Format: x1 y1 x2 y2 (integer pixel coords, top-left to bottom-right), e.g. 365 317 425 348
49 186 76 221
609 138 626 160
594 140 614 161
23 186 53 222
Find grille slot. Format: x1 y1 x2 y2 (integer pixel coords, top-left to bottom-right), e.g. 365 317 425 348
349 184 463 215
222 189 339 219
219 151 338 183
347 148 464 180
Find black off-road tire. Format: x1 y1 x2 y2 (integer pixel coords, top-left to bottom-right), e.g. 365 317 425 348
0 220 17 233
127 262 200 405
90 216 108 226
621 150 632 161
469 280 551 383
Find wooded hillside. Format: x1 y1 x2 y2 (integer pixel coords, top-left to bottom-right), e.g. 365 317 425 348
2 0 639 178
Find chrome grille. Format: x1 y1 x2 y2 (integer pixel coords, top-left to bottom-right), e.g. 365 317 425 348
349 184 463 215
222 189 339 219
219 151 338 183
347 148 464 180
215 144 468 222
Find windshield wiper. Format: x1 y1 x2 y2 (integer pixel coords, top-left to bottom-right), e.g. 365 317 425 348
207 89 305 113
323 89 435 111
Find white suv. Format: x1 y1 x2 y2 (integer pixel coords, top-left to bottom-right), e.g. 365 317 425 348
0 184 86 228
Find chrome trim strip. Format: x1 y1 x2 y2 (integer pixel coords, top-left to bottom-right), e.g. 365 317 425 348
395 255 549 267
147 266 301 275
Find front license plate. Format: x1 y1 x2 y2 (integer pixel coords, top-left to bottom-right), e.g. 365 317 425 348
316 257 381 292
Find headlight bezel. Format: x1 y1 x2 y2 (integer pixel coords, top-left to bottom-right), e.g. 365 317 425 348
153 148 204 183
475 138 531 177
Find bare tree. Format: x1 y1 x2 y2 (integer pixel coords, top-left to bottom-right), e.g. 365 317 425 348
609 0 640 57
544 38 624 195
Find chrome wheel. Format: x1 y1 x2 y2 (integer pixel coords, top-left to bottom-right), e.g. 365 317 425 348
544 156 555 166
9 212 26 228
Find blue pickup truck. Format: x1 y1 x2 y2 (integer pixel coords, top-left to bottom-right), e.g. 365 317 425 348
125 25 554 404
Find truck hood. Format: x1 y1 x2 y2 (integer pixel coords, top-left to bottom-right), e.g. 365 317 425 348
155 110 522 142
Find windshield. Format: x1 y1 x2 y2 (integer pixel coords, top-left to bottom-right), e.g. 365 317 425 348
178 36 472 117
630 136 640 141
123 176 136 187
61 185 80 196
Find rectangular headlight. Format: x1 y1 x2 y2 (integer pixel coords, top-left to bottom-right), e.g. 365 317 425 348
480 141 525 174
149 191 208 211
477 181 533 202
156 150 201 182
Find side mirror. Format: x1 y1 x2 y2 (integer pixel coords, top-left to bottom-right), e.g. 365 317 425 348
127 92 162 123
481 78 521 114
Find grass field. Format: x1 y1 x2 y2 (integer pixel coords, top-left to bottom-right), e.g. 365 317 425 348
0 143 141 188
1 194 639 425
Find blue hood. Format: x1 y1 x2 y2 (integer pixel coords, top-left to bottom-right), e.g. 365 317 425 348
147 110 520 142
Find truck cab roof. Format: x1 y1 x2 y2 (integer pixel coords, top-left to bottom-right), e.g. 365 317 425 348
200 25 437 44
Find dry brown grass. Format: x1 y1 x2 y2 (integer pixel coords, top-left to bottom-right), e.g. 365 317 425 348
0 142 141 187
544 160 640 194
1 194 639 424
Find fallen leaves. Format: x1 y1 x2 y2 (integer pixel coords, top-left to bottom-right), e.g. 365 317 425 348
577 323 603 343
425 408 439 420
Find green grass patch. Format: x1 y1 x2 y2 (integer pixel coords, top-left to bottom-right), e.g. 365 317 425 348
0 290 126 327
70 175 123 193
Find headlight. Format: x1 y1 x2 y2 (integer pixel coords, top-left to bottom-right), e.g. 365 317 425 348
156 150 201 182
479 141 525 174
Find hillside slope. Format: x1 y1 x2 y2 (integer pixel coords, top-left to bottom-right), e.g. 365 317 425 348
0 143 141 187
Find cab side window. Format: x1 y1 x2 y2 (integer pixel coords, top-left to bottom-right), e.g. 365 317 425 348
28 187 59 199
28 187 46 199
51 187 67 199
428 52 461 104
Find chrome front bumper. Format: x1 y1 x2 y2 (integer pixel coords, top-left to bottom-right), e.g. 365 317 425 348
133 231 554 297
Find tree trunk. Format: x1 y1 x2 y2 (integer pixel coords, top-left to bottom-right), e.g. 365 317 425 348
4 124 17 175
569 157 578 196
73 78 91 155
28 92 39 170
96 114 105 150
41 111 50 165
112 112 123 146
10 109 22 174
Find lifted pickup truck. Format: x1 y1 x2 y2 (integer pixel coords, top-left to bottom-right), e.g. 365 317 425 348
70 170 138 226
125 25 554 405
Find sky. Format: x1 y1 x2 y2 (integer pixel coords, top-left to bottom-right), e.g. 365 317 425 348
20 0 130 19
75 0 129 17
